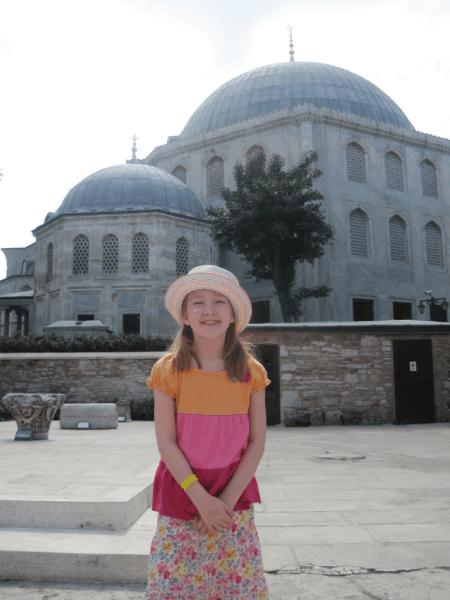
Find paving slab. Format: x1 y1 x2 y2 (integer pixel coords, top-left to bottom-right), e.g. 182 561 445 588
0 420 449 599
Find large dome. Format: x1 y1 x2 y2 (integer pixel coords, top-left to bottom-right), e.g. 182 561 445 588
180 62 414 139
45 164 205 222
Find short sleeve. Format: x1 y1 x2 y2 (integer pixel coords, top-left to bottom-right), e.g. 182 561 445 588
248 357 271 395
147 353 179 399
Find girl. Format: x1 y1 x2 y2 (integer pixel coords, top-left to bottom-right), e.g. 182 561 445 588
143 265 270 600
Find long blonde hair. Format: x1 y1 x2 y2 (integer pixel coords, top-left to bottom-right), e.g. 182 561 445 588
167 293 260 382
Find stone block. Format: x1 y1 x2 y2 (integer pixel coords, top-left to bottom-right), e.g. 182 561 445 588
340 411 365 425
324 410 342 425
284 413 311 427
60 403 118 429
281 390 301 408
345 373 359 383
311 411 324 426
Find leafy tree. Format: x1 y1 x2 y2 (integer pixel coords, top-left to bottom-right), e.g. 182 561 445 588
205 151 334 322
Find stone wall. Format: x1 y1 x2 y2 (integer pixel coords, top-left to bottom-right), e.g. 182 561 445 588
242 322 450 425
0 352 157 404
1 322 450 425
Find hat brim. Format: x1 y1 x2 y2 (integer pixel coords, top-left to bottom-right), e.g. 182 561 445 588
165 272 252 334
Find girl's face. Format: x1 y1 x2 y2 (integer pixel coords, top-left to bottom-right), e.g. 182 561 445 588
181 288 235 337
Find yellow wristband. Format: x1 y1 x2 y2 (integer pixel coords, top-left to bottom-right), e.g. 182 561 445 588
181 474 198 491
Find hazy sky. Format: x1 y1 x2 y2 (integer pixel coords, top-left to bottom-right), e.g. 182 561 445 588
1 0 449 279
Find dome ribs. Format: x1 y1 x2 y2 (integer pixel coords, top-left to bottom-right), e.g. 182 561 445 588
179 61 414 140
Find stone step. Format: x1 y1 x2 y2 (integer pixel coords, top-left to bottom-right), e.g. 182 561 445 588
0 507 159 584
0 483 153 530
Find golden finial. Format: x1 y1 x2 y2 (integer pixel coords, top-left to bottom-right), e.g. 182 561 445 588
287 25 295 62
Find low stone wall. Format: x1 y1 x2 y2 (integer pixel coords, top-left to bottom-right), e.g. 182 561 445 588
0 353 157 404
242 322 450 425
1 321 450 425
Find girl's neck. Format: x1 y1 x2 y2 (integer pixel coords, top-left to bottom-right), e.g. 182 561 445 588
197 354 223 361
193 340 224 361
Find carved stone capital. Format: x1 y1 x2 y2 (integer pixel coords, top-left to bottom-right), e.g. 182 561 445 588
3 393 66 440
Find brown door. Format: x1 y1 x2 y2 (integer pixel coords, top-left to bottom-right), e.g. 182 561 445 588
393 339 435 424
255 344 280 426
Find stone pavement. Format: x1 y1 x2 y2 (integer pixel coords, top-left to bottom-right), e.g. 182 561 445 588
1 420 450 599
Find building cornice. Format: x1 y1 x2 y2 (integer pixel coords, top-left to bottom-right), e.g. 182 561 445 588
31 208 212 236
144 104 450 166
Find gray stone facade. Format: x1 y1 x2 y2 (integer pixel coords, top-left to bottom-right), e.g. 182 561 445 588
145 103 450 325
1 61 450 337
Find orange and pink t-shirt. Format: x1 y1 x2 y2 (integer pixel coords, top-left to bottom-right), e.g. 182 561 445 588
147 352 271 521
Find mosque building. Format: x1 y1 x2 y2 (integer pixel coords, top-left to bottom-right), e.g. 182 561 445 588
1 37 450 337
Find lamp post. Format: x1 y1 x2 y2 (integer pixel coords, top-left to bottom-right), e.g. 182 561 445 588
417 291 449 320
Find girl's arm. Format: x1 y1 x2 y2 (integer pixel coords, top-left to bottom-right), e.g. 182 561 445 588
159 439 209 509
219 388 267 507
154 387 209 511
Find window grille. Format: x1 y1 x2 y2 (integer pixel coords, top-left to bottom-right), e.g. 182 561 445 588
46 243 53 283
207 156 224 195
172 165 187 185
102 234 119 274
219 244 227 268
393 302 412 320
389 216 406 262
353 298 374 321
73 235 89 275
385 152 402 190
425 222 442 267
246 145 264 162
349 209 368 257
250 300 270 324
132 233 149 273
430 303 447 323
346 143 364 183
176 237 188 276
420 160 437 197
123 314 140 334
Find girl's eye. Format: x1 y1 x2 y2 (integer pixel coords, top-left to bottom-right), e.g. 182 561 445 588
194 301 224 305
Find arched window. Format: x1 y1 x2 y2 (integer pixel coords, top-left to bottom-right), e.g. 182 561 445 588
385 152 402 191
73 234 89 275
420 160 437 197
246 145 264 163
46 242 54 283
346 143 365 183
349 209 368 257
389 216 406 262
102 234 119 274
425 221 442 267
132 233 149 273
176 237 189 276
207 156 224 195
172 165 187 185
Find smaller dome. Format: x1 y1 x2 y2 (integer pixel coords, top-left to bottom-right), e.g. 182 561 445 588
48 164 205 221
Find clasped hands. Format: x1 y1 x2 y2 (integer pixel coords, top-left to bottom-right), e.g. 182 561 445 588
194 493 236 535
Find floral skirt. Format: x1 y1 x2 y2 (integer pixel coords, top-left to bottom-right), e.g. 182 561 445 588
143 504 269 600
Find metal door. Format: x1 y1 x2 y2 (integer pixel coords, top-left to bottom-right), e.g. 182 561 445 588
393 339 435 424
255 344 280 426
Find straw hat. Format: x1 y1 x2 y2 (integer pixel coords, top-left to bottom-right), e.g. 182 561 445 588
164 265 252 334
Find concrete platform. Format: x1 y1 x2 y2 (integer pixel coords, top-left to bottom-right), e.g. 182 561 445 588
1 420 450 599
